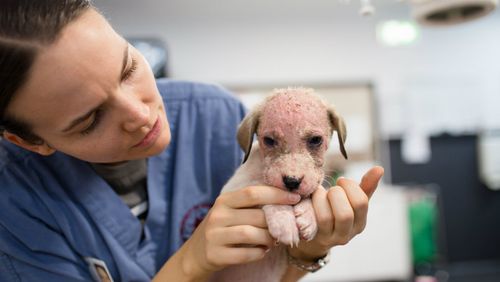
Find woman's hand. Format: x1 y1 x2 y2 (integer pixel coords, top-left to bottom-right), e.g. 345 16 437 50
287 166 384 262
171 186 302 281
156 167 383 282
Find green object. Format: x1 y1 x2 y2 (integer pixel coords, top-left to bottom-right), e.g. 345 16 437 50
324 171 343 187
409 197 437 264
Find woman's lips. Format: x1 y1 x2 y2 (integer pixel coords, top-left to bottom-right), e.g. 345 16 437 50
133 117 161 148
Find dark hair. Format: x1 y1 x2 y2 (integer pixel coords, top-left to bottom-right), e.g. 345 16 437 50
0 0 92 143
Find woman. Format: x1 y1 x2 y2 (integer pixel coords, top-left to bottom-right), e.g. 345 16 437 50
0 1 384 281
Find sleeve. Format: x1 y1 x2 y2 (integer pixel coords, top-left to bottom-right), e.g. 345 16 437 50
0 169 92 282
0 251 87 282
0 252 20 282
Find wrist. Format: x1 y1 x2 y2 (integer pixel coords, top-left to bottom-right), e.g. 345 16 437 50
179 238 213 281
154 237 212 282
288 243 329 262
286 248 331 273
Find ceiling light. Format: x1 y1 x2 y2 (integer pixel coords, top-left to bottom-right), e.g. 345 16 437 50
377 20 419 46
340 0 498 26
410 0 498 26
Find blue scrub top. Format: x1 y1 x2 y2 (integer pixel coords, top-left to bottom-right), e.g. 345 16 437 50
0 79 246 281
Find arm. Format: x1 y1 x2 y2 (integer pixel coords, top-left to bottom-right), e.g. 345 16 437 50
280 166 385 282
281 265 308 282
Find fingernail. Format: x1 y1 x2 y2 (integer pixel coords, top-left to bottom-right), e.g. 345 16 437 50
289 193 301 203
336 176 345 184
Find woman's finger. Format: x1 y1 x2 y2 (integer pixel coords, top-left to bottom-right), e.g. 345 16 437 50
215 225 274 248
209 208 267 228
359 166 384 199
336 177 369 235
327 186 354 245
211 246 269 266
221 186 301 209
311 185 334 236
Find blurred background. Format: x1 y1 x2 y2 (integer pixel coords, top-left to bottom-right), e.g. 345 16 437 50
95 1 500 281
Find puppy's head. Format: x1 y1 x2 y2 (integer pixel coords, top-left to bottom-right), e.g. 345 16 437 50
237 87 347 197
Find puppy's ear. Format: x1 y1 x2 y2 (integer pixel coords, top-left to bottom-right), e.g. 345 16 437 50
237 109 260 163
327 106 348 159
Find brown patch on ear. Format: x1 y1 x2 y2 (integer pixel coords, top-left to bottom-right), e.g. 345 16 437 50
327 106 348 159
2 131 56 156
237 109 261 163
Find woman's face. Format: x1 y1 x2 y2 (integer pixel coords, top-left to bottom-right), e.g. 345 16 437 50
5 9 171 163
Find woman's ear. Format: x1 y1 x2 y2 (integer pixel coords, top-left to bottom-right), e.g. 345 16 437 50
2 131 56 156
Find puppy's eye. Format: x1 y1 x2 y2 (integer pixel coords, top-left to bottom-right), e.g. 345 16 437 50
263 136 277 147
308 136 323 148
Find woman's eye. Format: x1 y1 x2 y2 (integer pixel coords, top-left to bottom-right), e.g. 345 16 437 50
122 57 138 81
308 136 323 147
263 136 277 147
80 110 103 135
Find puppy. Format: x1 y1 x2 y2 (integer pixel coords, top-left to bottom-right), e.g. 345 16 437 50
210 87 347 282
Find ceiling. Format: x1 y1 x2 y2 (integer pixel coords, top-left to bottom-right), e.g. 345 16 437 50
97 0 411 23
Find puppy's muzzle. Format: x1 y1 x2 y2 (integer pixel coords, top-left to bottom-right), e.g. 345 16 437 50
282 176 303 191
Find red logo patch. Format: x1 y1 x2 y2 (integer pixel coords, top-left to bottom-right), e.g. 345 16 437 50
180 203 212 242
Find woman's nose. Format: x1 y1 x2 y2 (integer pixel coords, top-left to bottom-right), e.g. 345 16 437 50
121 98 150 132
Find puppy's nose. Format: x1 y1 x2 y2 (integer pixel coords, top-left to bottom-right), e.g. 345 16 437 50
283 176 302 191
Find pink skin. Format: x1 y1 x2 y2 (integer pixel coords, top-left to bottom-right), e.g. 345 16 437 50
257 89 332 198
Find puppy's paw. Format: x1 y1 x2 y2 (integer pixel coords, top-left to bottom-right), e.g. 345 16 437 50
294 198 318 241
263 204 300 246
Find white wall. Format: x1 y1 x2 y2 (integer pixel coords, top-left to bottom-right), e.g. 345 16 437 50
95 0 500 138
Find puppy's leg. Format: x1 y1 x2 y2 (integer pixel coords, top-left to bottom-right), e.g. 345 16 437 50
294 198 318 241
263 204 300 247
